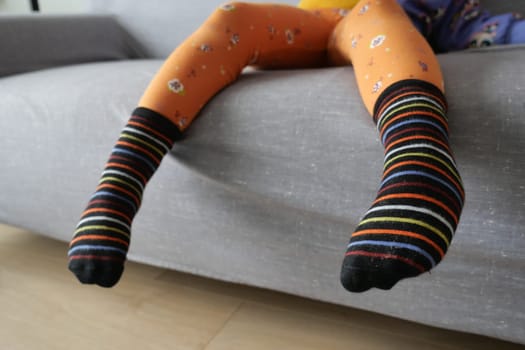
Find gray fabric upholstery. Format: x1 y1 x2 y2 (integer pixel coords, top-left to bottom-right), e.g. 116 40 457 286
2 45 525 343
1 0 525 345
0 14 145 77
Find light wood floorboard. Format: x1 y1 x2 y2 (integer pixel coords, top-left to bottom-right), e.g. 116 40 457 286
1 224 523 350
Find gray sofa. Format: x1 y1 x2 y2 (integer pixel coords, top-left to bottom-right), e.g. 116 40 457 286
1 0 524 344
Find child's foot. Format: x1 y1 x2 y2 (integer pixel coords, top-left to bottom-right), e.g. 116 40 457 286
68 108 181 287
341 80 464 292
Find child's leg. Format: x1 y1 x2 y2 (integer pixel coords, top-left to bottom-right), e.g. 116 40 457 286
68 2 343 287
329 0 464 292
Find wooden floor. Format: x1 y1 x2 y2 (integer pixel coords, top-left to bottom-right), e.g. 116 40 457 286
1 224 523 350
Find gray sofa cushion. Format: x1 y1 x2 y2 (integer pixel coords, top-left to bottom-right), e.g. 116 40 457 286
0 14 144 77
1 44 524 343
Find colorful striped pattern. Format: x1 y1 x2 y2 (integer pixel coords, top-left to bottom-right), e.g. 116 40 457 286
68 108 181 287
341 80 464 292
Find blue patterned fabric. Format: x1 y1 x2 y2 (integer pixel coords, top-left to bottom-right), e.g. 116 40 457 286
398 0 525 52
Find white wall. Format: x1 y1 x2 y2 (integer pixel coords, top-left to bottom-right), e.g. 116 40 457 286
0 0 89 13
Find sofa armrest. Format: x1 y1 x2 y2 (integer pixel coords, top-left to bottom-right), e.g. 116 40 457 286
0 14 146 77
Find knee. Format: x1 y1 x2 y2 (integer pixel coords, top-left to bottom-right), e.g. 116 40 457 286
211 3 252 17
216 2 251 12
208 2 256 28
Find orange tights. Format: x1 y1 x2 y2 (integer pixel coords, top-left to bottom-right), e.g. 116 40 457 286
139 0 444 130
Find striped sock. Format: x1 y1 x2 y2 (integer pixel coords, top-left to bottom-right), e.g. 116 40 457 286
68 108 182 287
341 80 465 292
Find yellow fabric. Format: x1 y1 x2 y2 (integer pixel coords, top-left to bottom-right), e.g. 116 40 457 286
297 0 359 9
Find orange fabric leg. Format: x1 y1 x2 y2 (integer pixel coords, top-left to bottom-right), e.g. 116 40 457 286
328 0 444 114
328 1 464 292
139 3 344 131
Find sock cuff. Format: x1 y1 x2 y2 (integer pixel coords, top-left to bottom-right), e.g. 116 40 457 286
372 79 447 124
132 107 184 143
